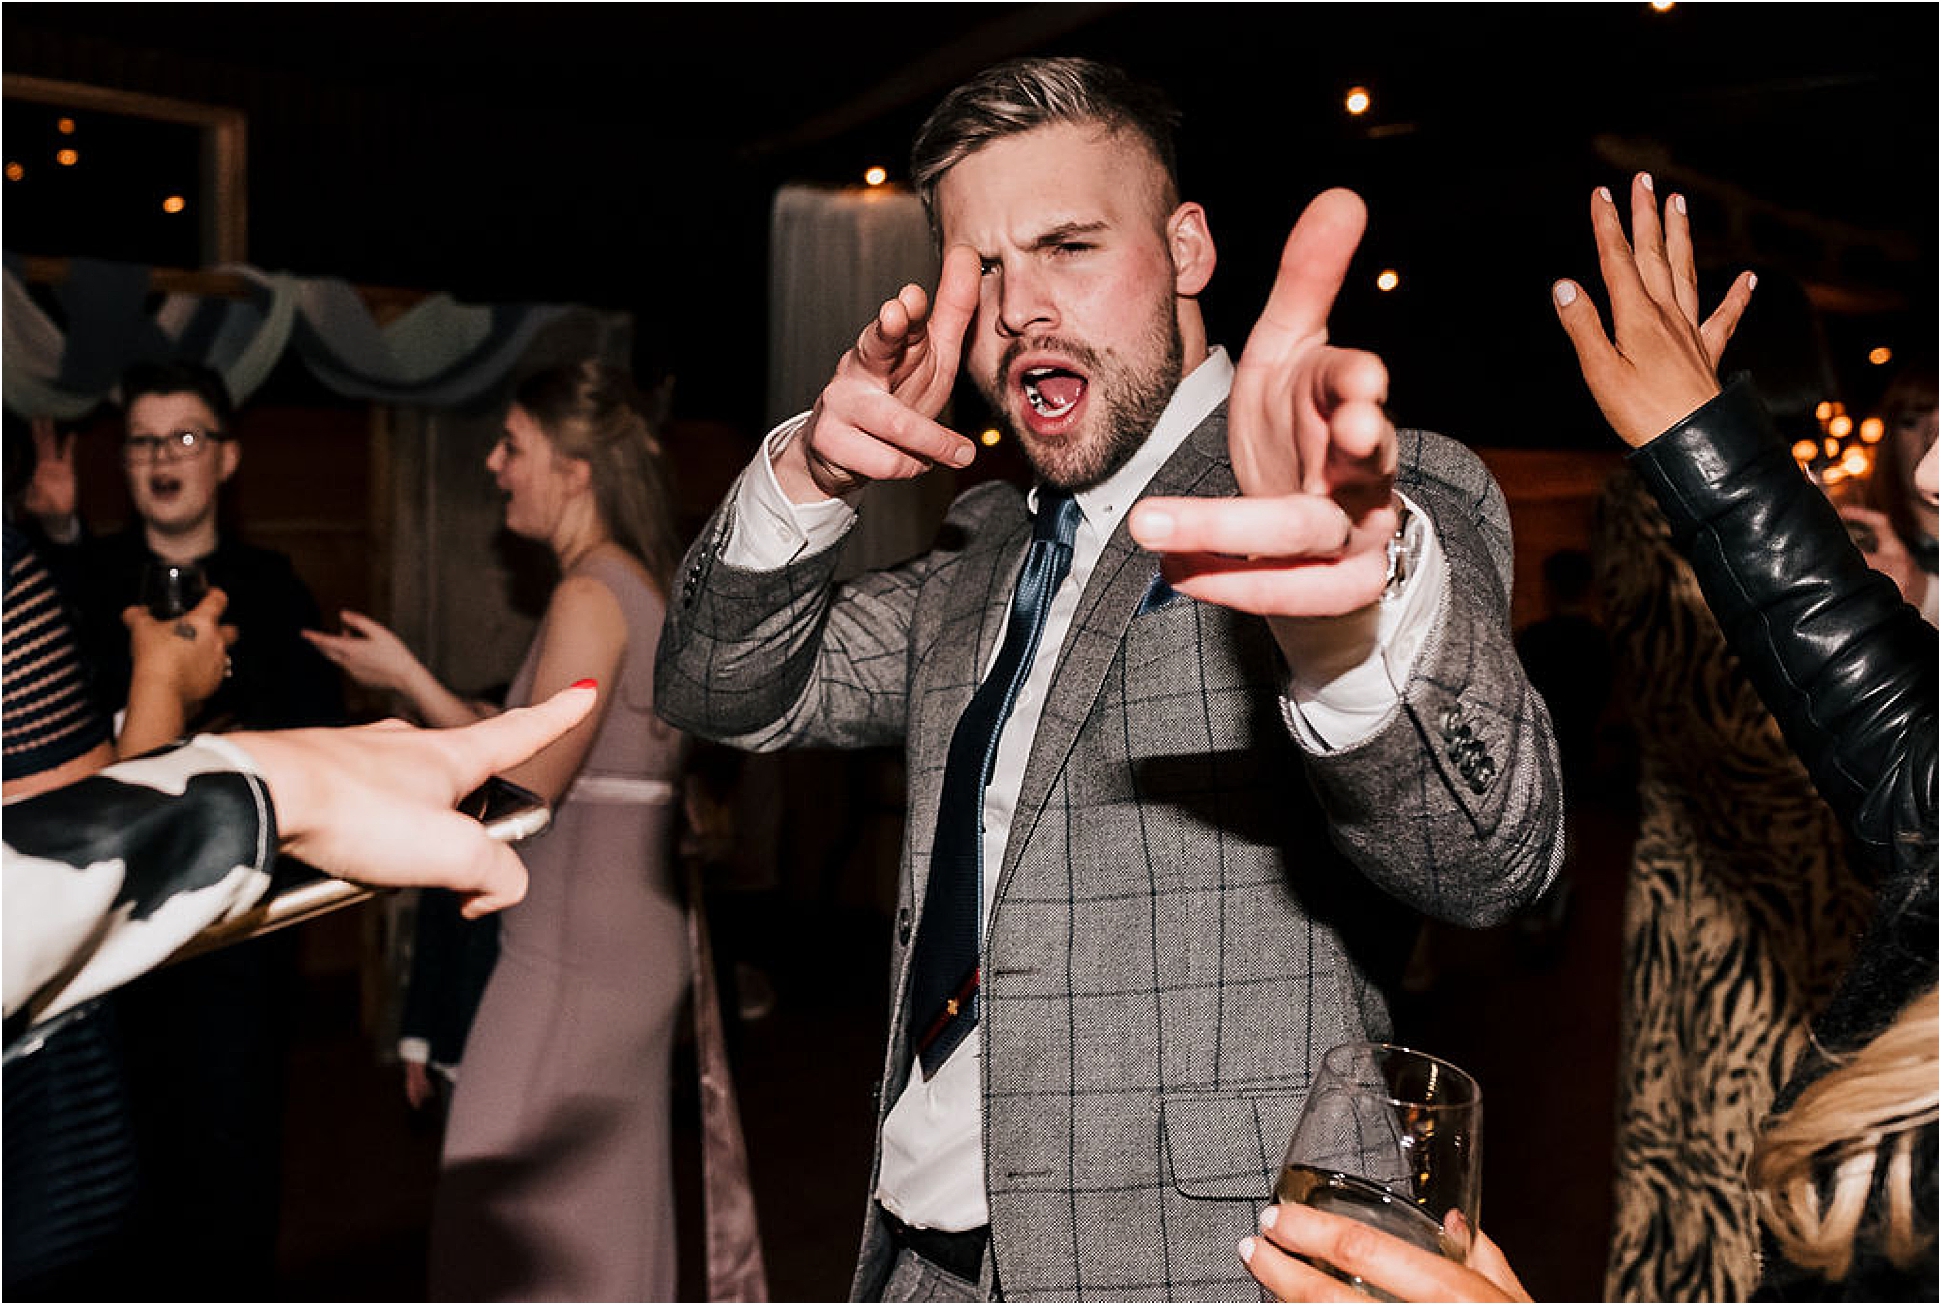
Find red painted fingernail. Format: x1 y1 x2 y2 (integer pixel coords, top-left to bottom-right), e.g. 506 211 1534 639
571 678 598 691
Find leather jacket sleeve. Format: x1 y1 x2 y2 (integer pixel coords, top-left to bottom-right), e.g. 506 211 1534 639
1629 376 1937 877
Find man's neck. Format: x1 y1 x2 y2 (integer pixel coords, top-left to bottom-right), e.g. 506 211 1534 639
144 520 218 563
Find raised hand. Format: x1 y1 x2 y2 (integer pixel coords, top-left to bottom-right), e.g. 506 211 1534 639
1551 173 1756 448
24 416 78 525
776 243 984 502
227 683 598 917
1128 189 1400 617
303 609 429 694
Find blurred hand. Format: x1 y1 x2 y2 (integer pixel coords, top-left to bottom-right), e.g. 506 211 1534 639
1241 1201 1531 1303
302 610 427 694
24 417 78 524
124 587 237 713
226 682 598 917
403 1060 436 1111
1551 173 1755 448
1130 189 1400 617
775 244 982 502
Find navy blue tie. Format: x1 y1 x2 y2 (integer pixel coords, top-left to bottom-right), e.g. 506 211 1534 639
909 487 1081 1079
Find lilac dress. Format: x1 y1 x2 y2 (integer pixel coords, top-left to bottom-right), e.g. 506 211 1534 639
429 552 689 1302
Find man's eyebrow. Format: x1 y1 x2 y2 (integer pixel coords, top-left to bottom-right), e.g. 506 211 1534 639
1027 220 1109 249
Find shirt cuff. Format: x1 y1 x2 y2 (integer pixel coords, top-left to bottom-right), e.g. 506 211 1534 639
719 414 860 570
398 1036 431 1065
1276 492 1445 752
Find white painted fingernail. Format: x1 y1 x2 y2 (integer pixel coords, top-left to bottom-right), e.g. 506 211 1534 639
1640 172 1654 193
1597 186 1613 204
1673 193 1687 216
1137 510 1174 541
1553 281 1577 307
1238 1236 1256 1264
1747 272 1759 290
1259 1205 1279 1231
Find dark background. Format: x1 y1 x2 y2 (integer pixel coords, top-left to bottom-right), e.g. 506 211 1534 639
6 2 1936 447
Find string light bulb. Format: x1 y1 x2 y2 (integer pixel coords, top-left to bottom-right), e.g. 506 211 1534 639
162 195 187 214
1376 269 1400 292
56 117 76 135
979 427 1002 447
863 166 888 187
1344 86 1371 116
1869 346 1894 366
4 162 22 182
1860 417 1885 444
55 148 78 167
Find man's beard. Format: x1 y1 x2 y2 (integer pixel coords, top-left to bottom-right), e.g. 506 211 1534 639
986 311 1185 493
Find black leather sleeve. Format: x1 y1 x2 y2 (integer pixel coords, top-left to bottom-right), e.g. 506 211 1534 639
1628 375 1936 874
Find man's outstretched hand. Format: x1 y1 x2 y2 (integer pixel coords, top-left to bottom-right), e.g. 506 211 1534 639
1130 189 1400 618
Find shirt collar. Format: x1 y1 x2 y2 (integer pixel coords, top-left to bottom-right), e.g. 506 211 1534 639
1028 345 1233 529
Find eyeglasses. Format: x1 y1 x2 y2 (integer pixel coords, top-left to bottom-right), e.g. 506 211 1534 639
123 429 222 463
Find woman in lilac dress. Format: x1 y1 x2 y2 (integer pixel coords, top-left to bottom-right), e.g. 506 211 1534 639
306 361 690 1300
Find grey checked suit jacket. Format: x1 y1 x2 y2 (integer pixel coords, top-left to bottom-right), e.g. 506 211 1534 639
656 409 1564 1301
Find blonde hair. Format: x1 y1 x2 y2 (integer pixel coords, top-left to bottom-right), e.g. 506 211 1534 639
1751 985 1939 1281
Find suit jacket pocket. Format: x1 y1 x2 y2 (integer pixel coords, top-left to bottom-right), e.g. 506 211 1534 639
1161 1086 1307 1201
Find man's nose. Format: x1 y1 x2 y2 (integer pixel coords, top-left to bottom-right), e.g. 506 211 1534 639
993 264 1056 338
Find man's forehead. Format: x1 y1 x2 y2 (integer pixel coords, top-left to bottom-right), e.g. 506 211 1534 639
936 122 1170 242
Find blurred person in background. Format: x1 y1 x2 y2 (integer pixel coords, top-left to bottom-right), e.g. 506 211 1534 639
305 360 693 1302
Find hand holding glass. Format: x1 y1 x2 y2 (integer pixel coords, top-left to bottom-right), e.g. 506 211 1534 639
1278 1042 1482 1299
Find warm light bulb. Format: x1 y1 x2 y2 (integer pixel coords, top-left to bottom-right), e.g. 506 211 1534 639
162 195 187 214
55 148 78 167
1829 414 1854 438
1791 440 1820 466
864 166 888 187
1860 417 1885 443
1869 346 1894 366
979 428 1002 447
1822 438 1842 459
1815 401 1834 422
4 162 22 182
1344 86 1371 116
1650 1 1675 11
56 117 76 135
1375 269 1400 292
1842 447 1871 476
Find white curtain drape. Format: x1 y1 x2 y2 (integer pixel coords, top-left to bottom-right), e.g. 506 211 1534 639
3 253 574 419
766 184 955 574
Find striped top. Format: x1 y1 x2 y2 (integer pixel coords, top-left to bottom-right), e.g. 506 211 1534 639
4 519 112 782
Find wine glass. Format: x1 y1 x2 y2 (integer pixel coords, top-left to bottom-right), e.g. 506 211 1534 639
140 559 208 620
1278 1041 1482 1300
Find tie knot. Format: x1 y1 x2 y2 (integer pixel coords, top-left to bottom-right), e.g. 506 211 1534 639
1033 488 1081 547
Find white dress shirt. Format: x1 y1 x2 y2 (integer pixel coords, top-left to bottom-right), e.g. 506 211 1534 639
721 346 1446 1229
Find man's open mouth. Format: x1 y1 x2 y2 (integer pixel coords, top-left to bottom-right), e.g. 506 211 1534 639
1021 366 1086 420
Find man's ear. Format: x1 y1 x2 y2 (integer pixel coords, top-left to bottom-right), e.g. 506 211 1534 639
217 439 241 484
1168 202 1216 297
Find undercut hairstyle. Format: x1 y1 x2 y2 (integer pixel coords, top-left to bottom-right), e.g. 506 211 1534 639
909 56 1183 233
513 360 682 595
118 359 236 438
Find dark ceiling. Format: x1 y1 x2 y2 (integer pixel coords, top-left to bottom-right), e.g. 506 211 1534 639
5 2 1936 447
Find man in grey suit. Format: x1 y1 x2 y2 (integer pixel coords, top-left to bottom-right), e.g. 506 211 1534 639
656 57 1564 1302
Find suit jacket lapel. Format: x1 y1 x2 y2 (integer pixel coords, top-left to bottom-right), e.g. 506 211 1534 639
993 405 1237 900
